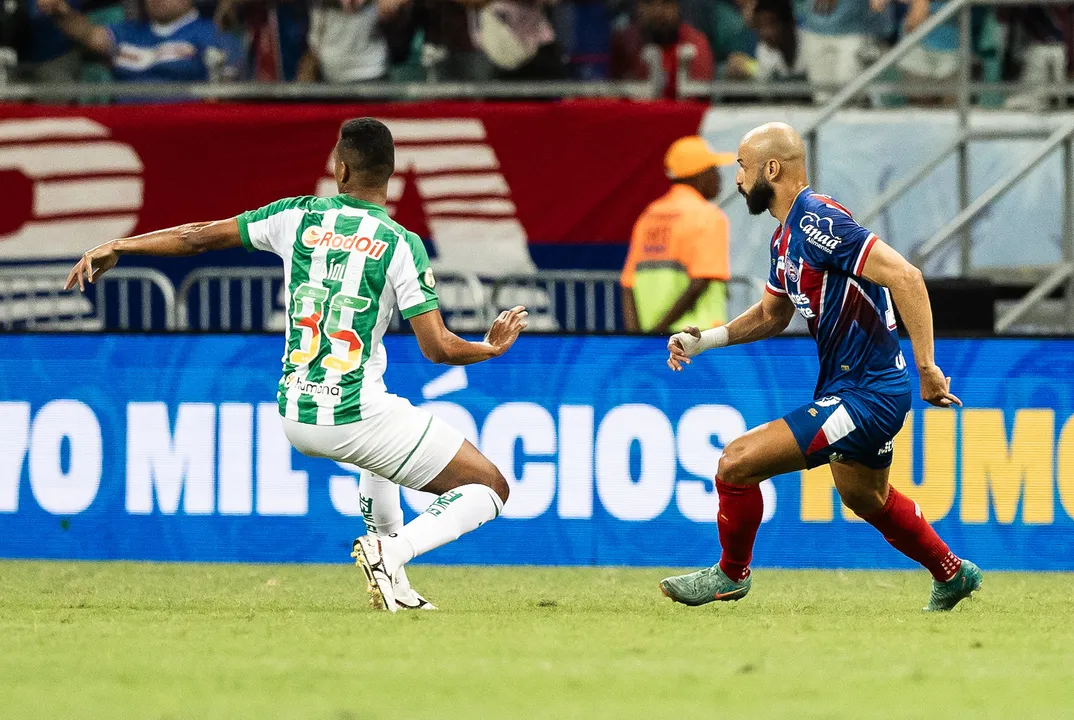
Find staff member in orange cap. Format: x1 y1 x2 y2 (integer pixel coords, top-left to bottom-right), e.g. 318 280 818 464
621 136 736 333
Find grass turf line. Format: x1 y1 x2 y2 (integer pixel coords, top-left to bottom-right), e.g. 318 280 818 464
2 561 1072 720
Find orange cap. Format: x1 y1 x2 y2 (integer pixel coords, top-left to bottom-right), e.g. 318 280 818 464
664 136 737 180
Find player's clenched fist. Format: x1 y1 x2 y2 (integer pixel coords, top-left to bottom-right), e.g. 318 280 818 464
485 305 529 356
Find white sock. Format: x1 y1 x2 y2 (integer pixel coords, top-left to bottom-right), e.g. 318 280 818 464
358 470 404 536
359 471 417 588
384 484 504 570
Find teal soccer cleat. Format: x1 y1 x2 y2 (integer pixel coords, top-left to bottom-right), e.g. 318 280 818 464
660 565 751 606
924 559 982 612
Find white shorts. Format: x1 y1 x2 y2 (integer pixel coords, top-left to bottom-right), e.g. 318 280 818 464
799 30 869 88
897 46 958 81
282 394 465 490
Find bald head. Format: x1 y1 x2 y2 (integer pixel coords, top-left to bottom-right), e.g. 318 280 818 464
740 122 806 166
734 122 810 218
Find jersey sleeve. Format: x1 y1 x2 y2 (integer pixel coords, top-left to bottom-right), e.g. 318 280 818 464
800 202 878 278
766 228 786 296
388 231 439 320
686 207 730 281
236 197 308 256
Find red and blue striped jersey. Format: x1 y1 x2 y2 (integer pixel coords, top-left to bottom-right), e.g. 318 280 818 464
766 187 911 399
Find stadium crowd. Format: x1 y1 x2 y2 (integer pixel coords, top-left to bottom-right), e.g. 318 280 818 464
0 0 1071 104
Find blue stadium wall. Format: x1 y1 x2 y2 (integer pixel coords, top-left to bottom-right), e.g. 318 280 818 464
2 335 1073 570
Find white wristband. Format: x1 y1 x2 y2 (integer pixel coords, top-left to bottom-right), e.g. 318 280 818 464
669 326 728 359
699 326 729 351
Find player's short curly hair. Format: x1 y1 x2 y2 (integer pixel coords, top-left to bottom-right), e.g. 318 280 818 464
338 117 395 186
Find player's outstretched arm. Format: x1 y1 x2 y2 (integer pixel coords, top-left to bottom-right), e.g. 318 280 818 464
666 290 794 371
410 305 528 366
64 219 243 291
860 239 962 408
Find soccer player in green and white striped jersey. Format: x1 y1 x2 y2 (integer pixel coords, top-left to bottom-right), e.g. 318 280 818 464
65 118 528 613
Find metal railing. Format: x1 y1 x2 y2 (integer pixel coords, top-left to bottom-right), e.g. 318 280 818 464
0 264 175 331
177 266 287 331
0 78 660 102
176 266 491 332
698 0 1074 334
913 121 1074 266
175 267 620 333
489 271 763 332
685 0 1074 112
706 0 973 212
8 76 1074 104
3 0 1073 107
490 271 619 332
0 265 763 333
0 49 667 102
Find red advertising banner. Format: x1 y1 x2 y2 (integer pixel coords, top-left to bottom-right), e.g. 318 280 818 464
0 102 705 272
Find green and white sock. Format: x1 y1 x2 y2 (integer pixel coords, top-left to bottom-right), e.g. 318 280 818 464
358 470 404 536
360 471 420 590
384 484 504 570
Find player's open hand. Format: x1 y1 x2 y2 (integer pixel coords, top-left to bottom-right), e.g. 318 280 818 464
919 364 962 408
64 242 119 292
667 326 701 371
485 305 529 356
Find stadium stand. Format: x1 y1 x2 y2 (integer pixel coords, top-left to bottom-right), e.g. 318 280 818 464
1 0 1073 335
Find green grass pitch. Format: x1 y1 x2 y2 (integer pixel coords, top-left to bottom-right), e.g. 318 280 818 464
3 561 1073 719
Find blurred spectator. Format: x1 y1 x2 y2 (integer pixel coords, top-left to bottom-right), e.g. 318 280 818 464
750 0 805 80
682 0 756 77
296 0 397 81
384 0 566 81
609 0 714 97
0 0 27 83
797 0 892 99
973 7 1003 106
398 0 491 80
24 0 99 83
37 0 243 83
471 0 567 78
875 0 958 102
1002 6 1072 110
621 136 734 333
559 0 613 78
214 0 308 81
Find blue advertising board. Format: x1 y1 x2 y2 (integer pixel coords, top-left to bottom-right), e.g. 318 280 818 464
1 335 1072 570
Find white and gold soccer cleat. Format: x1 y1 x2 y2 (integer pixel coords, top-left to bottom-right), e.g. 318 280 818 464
393 566 437 611
351 536 398 613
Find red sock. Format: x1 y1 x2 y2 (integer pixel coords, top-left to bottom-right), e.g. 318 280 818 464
716 478 763 582
861 487 961 582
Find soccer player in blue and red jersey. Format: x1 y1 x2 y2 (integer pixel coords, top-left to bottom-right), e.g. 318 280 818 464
662 122 981 611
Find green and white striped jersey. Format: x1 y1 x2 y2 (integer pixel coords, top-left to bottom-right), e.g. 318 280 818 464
237 194 438 426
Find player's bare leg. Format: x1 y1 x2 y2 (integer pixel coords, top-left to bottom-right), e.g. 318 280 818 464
357 471 436 610
831 461 982 611
352 441 508 612
660 418 805 606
